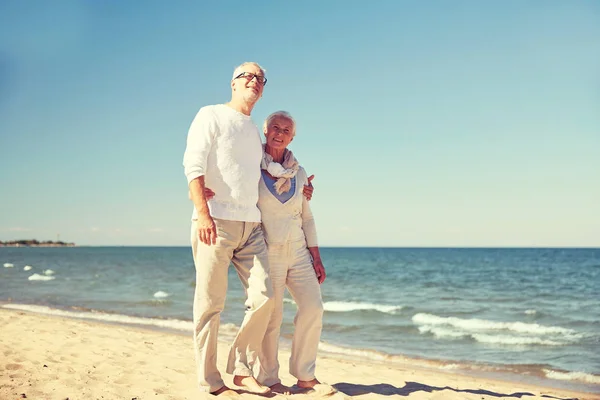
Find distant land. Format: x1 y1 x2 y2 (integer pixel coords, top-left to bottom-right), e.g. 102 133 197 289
0 240 75 247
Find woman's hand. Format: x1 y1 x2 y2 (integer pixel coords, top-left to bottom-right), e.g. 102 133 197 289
313 258 326 284
204 187 215 200
188 187 215 200
303 175 314 201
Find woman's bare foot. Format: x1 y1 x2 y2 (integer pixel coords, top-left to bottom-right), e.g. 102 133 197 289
233 375 271 394
269 382 291 395
210 386 240 398
297 379 337 396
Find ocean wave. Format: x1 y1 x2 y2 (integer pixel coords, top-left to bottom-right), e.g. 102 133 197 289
317 341 408 363
412 313 584 347
417 325 564 346
4 263 14 268
319 339 600 387
28 274 55 281
2 304 194 331
472 333 562 346
323 301 402 314
418 325 468 339
440 364 462 370
24 265 32 271
153 291 170 299
412 313 578 336
544 369 600 384
1 303 244 338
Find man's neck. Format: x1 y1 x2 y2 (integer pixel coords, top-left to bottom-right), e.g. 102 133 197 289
225 99 255 116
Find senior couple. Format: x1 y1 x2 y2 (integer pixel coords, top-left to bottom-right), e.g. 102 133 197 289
183 62 331 398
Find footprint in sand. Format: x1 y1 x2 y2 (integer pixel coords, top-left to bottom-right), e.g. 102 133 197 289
5 363 22 370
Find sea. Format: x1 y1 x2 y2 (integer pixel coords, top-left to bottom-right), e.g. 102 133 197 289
1 246 599 394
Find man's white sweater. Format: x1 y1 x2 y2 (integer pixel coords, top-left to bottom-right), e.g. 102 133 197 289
183 104 262 222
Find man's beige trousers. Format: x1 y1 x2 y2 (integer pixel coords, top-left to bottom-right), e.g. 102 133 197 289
191 218 274 393
257 239 324 387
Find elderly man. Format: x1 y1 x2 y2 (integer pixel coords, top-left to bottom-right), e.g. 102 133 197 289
183 62 275 397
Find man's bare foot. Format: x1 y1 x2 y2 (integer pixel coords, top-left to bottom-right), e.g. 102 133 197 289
269 382 291 395
233 375 271 394
297 378 320 389
210 386 240 398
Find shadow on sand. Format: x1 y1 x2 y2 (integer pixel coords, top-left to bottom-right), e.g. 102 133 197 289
333 381 580 399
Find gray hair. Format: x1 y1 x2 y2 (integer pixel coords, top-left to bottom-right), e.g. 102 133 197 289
232 61 266 80
263 111 296 136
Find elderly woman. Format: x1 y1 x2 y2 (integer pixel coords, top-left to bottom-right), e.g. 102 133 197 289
202 111 329 395
255 111 331 395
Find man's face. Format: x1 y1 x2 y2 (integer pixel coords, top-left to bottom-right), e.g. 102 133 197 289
231 64 266 104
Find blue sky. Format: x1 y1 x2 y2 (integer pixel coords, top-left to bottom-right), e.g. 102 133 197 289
1 1 598 247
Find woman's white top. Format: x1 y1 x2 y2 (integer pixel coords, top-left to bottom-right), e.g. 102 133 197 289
258 166 318 246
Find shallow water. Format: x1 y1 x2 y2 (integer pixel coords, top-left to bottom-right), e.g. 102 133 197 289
1 246 599 393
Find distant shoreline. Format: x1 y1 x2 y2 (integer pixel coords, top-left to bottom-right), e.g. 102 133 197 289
1 245 599 249
0 241 75 248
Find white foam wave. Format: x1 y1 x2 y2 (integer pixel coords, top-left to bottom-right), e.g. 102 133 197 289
418 325 467 339
1 304 244 339
440 364 462 370
283 298 295 304
418 325 563 345
219 323 240 337
413 313 583 347
4 263 14 268
28 274 56 281
412 313 576 336
544 369 600 384
323 301 402 314
524 309 537 315
153 291 169 299
44 269 55 276
472 333 561 346
24 265 32 271
318 341 400 362
2 304 194 332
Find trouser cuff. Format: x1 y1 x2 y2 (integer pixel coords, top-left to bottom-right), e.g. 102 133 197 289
261 377 281 387
232 367 253 377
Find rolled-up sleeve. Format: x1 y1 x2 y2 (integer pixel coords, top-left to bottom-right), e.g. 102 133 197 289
300 169 319 246
302 196 318 247
183 107 217 185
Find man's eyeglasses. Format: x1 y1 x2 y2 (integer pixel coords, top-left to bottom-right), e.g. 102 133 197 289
234 72 267 86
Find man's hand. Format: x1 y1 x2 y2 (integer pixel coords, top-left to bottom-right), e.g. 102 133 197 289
303 174 315 201
196 213 217 246
313 259 326 284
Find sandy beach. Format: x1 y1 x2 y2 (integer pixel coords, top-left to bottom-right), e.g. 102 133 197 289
0 309 596 400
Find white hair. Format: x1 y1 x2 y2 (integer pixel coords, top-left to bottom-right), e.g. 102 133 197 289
263 111 296 136
232 62 266 80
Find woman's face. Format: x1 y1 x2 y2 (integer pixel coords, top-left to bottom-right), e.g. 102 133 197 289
265 116 294 150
